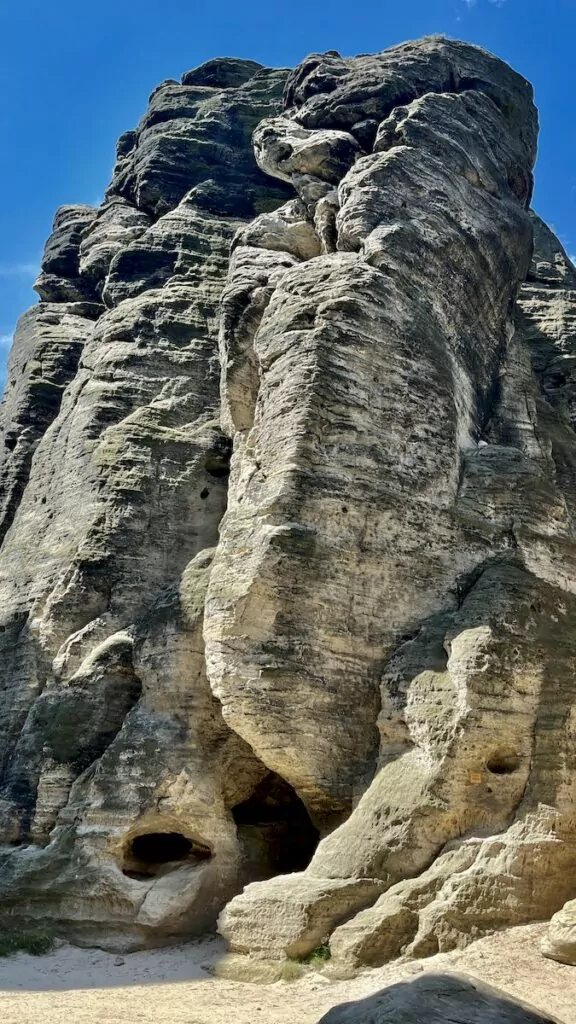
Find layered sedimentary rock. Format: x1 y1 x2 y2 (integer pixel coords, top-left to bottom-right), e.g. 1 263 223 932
214 40 576 960
0 58 296 948
1 37 576 962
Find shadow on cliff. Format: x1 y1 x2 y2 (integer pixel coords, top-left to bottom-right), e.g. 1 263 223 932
316 972 559 1024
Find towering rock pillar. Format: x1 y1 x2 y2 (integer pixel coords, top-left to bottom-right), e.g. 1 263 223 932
211 41 575 960
0 59 293 949
2 38 576 964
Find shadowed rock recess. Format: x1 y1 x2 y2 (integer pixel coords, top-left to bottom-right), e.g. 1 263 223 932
0 38 575 964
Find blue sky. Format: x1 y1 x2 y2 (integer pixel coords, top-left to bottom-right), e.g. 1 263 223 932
0 0 574 387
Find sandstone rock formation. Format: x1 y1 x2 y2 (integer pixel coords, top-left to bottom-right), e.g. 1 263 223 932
0 57 296 949
542 898 576 966
1 37 576 963
215 42 576 964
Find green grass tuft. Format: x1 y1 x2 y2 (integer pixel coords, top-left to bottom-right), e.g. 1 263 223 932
299 944 332 967
272 944 334 983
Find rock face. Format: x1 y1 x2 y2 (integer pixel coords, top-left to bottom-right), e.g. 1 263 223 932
0 58 295 949
1 37 576 960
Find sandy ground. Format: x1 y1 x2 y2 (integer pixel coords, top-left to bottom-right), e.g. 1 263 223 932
0 923 574 1024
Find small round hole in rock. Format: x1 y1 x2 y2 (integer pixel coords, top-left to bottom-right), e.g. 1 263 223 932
200 488 210 500
486 753 520 776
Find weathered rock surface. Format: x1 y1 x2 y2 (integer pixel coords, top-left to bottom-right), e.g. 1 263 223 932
1 37 576 963
0 302 98 546
107 59 291 219
34 205 100 303
205 38 538 833
0 57 300 948
213 38 576 960
318 973 560 1024
542 898 576 965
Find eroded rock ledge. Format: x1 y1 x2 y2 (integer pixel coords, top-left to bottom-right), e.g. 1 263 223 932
1 38 576 966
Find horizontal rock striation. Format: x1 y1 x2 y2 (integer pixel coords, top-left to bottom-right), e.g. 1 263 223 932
1 37 576 963
0 58 295 947
213 41 576 960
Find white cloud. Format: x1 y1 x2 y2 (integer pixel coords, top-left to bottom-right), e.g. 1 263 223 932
0 333 13 351
0 262 38 278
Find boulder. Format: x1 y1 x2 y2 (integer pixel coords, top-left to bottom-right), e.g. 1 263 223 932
542 899 576 966
318 973 560 1024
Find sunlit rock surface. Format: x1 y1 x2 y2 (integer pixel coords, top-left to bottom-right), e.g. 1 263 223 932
1 39 576 961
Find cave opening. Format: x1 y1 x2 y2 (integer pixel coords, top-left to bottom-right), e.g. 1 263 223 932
122 831 211 879
232 772 320 878
486 753 521 776
204 435 232 479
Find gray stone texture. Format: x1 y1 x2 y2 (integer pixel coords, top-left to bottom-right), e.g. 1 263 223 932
0 58 295 948
1 39 576 963
318 973 560 1024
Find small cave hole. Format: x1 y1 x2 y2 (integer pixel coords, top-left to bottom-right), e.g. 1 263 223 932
204 455 230 479
232 772 320 879
200 487 210 499
122 831 211 879
486 753 520 776
131 831 193 863
204 436 232 480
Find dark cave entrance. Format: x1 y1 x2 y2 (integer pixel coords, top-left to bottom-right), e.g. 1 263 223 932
486 752 521 776
232 772 319 878
122 831 212 879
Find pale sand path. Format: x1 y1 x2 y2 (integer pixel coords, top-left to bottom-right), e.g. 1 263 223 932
0 924 574 1024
